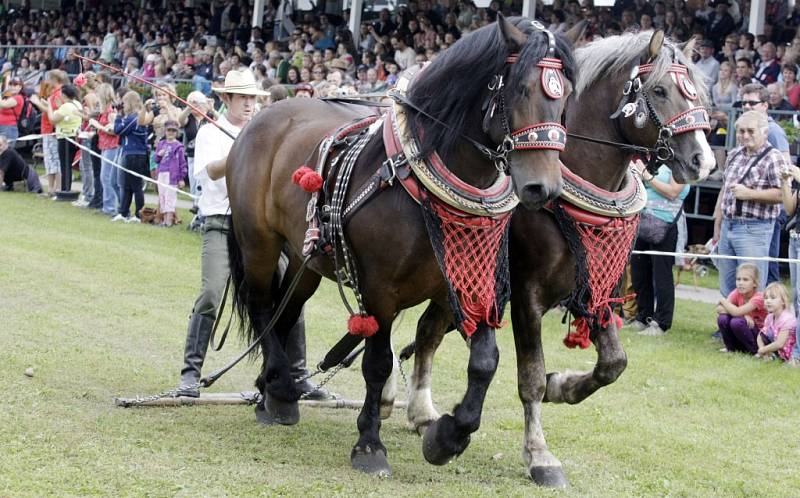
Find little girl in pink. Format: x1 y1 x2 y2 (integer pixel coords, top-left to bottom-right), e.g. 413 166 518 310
756 282 797 361
154 120 187 227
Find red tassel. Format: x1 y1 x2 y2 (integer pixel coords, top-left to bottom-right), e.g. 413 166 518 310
298 170 323 193
563 318 592 349
292 166 313 185
348 315 379 337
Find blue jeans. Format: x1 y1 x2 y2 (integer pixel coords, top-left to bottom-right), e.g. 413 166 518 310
767 209 787 285
790 237 800 360
0 124 18 148
717 218 774 296
114 154 125 207
100 147 119 214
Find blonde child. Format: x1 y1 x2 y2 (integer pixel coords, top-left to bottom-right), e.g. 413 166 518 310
153 120 187 227
717 264 767 355
755 282 797 361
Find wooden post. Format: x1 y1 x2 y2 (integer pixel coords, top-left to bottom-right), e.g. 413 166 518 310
115 392 408 410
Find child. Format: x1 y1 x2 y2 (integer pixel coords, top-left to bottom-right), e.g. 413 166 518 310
112 91 153 223
755 282 797 361
154 120 187 227
717 264 767 355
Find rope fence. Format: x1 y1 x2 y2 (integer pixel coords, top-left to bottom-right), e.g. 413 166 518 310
631 250 800 265
17 132 198 200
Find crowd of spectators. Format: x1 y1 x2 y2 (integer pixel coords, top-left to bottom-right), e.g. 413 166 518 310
3 1 800 360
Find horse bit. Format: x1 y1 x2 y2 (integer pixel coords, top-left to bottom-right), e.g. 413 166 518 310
609 61 711 173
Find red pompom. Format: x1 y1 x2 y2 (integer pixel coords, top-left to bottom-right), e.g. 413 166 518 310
348 315 379 337
292 165 313 185
298 170 323 193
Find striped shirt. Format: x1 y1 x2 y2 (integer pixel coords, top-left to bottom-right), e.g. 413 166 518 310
721 143 786 220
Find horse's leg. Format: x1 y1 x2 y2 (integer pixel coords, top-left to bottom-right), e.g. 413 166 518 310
351 313 395 476
379 352 399 420
254 256 322 426
422 323 498 465
544 322 627 404
511 297 568 487
407 301 451 434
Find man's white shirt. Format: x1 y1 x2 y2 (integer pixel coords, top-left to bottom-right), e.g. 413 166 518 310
194 114 241 216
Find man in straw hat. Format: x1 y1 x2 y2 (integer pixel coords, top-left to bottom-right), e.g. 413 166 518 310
176 70 336 400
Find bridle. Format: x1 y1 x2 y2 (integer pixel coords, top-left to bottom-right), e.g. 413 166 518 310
392 20 568 173
574 59 711 174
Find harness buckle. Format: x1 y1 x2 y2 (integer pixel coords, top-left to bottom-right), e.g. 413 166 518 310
488 74 504 91
659 127 673 140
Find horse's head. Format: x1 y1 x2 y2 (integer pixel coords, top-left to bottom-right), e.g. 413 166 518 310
609 31 715 182
486 16 580 209
404 15 578 211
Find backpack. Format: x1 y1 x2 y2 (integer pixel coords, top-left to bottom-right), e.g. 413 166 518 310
16 93 41 136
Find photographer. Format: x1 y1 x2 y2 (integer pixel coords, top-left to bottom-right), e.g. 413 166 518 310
112 91 154 223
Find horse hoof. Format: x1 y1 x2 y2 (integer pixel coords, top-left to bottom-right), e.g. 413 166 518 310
422 415 467 466
254 393 299 426
351 446 392 477
380 401 394 420
530 466 568 488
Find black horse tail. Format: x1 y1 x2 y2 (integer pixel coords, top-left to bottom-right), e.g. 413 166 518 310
227 218 257 347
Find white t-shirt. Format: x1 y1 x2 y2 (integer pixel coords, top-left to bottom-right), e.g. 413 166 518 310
194 114 241 216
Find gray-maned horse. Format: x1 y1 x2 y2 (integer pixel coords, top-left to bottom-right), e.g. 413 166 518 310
403 31 714 487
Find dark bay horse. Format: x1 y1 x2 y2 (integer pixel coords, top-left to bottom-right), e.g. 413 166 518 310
406 31 714 486
226 17 579 476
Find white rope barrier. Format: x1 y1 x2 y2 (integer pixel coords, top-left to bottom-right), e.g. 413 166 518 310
16 132 198 200
632 250 800 265
64 137 199 200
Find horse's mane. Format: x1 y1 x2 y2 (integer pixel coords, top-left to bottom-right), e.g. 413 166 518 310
406 17 577 159
574 31 708 102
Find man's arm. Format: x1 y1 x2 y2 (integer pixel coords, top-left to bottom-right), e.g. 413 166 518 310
207 156 227 180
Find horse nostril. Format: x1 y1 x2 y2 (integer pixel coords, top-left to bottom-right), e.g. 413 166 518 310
520 184 549 209
692 153 703 168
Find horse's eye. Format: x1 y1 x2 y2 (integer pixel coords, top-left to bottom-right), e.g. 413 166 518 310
653 86 667 98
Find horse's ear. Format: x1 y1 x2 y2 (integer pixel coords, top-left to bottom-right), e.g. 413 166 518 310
680 36 698 59
497 13 527 52
563 20 588 45
645 29 665 62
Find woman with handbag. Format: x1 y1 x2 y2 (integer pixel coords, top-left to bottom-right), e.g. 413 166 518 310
630 159 691 336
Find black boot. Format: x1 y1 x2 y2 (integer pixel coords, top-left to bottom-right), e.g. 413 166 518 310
177 313 215 397
286 312 339 401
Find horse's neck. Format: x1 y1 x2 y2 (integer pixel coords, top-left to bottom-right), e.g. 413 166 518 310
440 125 498 190
562 91 632 192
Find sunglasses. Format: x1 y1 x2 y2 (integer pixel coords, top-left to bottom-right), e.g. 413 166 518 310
741 100 762 106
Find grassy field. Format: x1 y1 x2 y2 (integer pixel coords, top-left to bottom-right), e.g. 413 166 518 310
2 192 799 497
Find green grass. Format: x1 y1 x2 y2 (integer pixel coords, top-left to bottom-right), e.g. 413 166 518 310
2 192 799 497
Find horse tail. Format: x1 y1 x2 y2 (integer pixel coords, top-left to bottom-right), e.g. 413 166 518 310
227 218 257 346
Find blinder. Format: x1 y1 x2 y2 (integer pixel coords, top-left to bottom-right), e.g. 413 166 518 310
482 20 568 172
610 61 711 173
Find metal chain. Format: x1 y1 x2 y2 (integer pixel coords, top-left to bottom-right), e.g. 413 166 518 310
119 381 203 407
397 356 409 392
299 363 347 399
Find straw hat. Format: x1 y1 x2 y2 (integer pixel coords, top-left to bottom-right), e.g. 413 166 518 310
212 69 268 96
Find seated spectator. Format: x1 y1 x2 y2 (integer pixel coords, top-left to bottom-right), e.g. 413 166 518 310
767 82 795 118
735 57 754 85
717 264 766 354
294 83 314 98
782 64 800 109
713 110 788 296
755 42 780 85
755 282 797 361
695 39 721 87
0 134 41 193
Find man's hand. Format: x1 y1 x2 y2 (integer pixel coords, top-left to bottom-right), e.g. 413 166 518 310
730 184 752 200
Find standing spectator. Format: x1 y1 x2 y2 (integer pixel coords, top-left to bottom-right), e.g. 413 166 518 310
35 84 83 201
178 91 213 215
154 120 187 227
781 165 800 313
630 160 690 336
75 91 100 208
30 71 68 198
713 110 788 296
112 91 154 223
0 77 24 148
717 264 767 354
88 83 120 217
